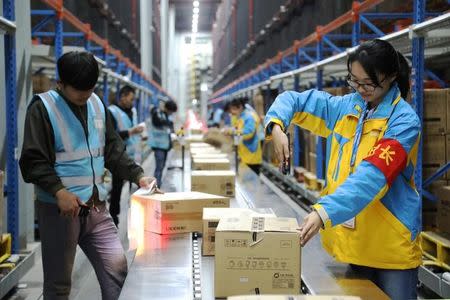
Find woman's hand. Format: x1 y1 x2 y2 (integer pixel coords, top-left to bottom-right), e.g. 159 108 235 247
272 124 290 168
299 210 323 246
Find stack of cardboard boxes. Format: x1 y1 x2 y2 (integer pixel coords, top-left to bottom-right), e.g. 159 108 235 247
421 89 450 230
0 171 3 239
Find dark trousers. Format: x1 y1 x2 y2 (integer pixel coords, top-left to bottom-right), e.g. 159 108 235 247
38 201 127 300
109 175 124 226
154 149 168 187
350 264 418 299
247 164 261 175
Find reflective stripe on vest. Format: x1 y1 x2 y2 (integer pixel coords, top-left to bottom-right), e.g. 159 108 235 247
55 147 104 162
60 175 103 187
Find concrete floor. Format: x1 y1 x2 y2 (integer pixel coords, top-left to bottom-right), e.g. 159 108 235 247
3 151 173 300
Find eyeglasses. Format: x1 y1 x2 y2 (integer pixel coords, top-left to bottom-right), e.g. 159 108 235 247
346 75 386 93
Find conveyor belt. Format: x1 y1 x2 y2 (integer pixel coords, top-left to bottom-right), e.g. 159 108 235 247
120 148 389 299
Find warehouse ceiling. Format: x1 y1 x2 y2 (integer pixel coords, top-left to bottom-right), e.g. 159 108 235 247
170 0 220 32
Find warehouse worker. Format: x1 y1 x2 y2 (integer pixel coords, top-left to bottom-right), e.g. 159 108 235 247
265 39 420 299
108 85 143 226
148 100 178 187
229 98 263 174
20 51 156 300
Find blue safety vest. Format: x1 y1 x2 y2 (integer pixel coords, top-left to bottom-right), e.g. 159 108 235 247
108 105 140 161
147 107 171 150
36 90 107 204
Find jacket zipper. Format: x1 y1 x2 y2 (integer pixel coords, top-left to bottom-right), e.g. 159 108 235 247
78 106 98 212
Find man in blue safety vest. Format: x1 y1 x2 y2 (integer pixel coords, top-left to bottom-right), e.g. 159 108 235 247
20 51 155 300
108 85 144 226
148 100 178 187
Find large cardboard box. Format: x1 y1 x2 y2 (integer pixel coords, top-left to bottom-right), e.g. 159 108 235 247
32 74 52 94
131 191 229 234
202 207 276 256
423 89 450 135
436 186 450 236
193 157 231 170
191 170 236 197
228 296 361 300
215 216 301 298
423 135 446 164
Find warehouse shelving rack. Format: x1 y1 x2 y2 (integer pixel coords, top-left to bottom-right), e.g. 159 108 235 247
1 0 174 296
210 1 450 296
210 0 450 196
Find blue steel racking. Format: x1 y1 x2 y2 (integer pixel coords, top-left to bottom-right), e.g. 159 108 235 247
210 0 450 200
3 0 19 253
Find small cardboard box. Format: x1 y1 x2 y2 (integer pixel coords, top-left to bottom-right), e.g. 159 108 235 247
436 186 450 236
423 89 449 135
191 170 236 197
215 216 301 298
202 207 276 256
192 157 231 170
190 147 222 155
423 134 446 165
192 153 229 159
131 191 229 234
228 296 361 300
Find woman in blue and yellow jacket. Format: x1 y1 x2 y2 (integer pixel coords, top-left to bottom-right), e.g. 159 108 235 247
229 98 263 174
265 39 421 299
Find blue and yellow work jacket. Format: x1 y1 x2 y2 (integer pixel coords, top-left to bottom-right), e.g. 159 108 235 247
265 85 422 269
237 109 263 165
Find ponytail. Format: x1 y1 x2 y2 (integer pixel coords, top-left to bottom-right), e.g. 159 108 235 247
396 51 410 100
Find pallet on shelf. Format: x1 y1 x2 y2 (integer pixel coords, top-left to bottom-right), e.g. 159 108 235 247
420 231 450 271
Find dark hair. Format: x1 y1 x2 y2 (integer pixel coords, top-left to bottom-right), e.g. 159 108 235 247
57 51 99 91
230 98 245 109
223 101 231 112
165 100 178 113
347 39 410 99
119 85 135 98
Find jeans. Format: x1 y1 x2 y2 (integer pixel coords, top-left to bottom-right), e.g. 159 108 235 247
154 149 168 187
350 264 418 299
37 201 128 300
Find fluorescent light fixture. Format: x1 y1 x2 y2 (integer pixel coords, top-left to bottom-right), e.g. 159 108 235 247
193 14 199 20
193 7 199 14
201 83 208 91
192 27 198 33
193 1 199 8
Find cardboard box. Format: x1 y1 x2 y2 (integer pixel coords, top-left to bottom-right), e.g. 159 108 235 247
423 164 449 180
423 134 446 164
447 134 450 161
304 172 318 191
191 170 236 197
215 216 301 297
190 142 213 148
190 147 222 155
190 128 204 135
192 153 229 159
308 135 317 154
32 74 52 94
202 207 276 256
422 211 437 231
228 296 361 300
131 191 229 234
423 89 449 135
192 158 231 170
436 186 450 236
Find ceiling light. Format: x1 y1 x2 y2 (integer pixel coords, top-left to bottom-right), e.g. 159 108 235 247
193 14 199 20
193 7 199 14
193 1 199 8
192 27 198 33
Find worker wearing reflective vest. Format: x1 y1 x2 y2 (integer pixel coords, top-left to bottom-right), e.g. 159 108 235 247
108 86 142 163
108 85 144 226
265 40 421 299
229 98 263 174
20 52 155 300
